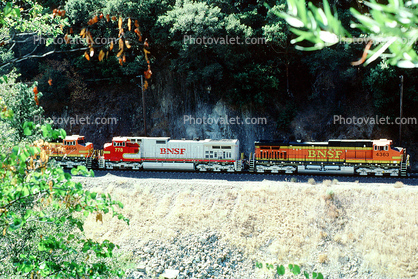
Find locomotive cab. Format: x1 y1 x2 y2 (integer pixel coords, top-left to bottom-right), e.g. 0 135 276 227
371 139 409 176
103 137 141 162
372 139 404 164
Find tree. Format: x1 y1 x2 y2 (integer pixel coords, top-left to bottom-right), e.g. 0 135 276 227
275 0 418 68
0 2 129 277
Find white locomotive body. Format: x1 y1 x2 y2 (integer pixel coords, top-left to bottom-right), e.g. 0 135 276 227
100 137 242 172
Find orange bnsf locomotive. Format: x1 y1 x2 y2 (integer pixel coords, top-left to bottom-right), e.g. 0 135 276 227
45 135 94 168
250 139 410 176
44 135 410 177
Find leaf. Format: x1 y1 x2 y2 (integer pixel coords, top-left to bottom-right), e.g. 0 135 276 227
106 14 110 22
290 264 301 275
64 34 70 44
109 41 114 51
134 28 142 41
90 48 94 57
125 40 131 48
98 50 105 61
119 58 123 65
143 48 150 61
80 28 86 37
276 264 285 275
118 17 122 30
96 212 103 223
135 19 139 28
24 127 32 136
119 38 124 51
48 78 52 86
128 18 131 31
351 40 373 66
304 271 310 278
84 52 90 61
117 49 123 58
4 2 12 16
123 55 126 63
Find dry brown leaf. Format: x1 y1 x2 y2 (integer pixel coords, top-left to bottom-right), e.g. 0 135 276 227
98 50 105 61
80 28 86 37
118 38 124 51
96 212 103 223
118 17 122 30
128 18 131 31
109 41 114 51
117 49 123 57
125 40 131 49
84 52 90 61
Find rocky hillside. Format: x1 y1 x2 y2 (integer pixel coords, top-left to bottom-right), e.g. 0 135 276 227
73 173 418 278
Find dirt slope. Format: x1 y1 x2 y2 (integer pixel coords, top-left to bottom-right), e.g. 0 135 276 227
73 174 418 278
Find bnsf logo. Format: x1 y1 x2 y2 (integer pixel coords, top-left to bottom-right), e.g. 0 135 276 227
308 150 343 159
160 148 186 155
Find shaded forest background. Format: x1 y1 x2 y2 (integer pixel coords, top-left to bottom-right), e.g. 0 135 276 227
3 0 418 157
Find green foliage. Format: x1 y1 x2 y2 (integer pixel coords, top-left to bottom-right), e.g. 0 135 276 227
65 0 104 25
0 5 129 277
273 0 349 50
0 72 44 142
0 117 129 277
277 0 418 67
363 63 399 117
276 101 297 131
255 261 323 278
157 0 252 84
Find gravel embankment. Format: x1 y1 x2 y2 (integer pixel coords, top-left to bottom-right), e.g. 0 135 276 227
72 172 418 279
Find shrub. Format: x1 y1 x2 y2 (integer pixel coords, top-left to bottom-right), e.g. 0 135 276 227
308 178 316 185
394 181 404 188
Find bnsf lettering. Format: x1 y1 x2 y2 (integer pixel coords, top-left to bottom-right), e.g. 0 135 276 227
160 148 186 155
308 150 343 159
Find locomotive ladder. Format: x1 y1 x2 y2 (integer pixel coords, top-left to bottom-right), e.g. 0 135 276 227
249 153 255 172
400 162 407 177
86 157 93 169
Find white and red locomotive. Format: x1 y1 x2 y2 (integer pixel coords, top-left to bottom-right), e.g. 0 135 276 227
98 137 243 172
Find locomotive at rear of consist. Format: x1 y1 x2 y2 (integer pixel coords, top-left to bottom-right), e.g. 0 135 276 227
250 139 410 176
45 135 94 169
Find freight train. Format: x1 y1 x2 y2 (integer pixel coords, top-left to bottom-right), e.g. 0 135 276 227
43 135 410 177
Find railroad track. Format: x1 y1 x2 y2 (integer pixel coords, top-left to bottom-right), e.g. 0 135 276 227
78 169 418 185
